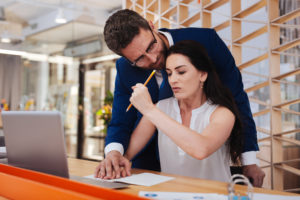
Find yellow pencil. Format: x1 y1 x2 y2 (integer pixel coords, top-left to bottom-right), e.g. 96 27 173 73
126 70 157 112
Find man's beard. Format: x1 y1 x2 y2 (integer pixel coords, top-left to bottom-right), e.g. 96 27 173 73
147 34 168 70
148 38 168 70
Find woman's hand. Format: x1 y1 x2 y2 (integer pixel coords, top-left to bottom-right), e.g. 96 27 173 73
130 83 155 114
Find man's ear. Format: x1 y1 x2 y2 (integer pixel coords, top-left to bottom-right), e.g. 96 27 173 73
148 20 156 31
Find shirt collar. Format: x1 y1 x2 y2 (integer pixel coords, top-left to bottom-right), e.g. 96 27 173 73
158 30 174 47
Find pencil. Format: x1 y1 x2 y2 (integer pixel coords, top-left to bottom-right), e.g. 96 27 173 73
126 70 157 112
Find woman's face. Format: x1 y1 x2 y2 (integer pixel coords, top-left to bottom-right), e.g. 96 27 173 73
166 53 207 100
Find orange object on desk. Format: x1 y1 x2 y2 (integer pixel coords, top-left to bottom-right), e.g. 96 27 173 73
0 164 146 200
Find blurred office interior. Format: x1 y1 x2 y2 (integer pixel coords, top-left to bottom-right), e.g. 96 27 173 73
0 0 299 192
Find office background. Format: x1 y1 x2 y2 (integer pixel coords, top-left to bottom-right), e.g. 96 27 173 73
0 0 299 193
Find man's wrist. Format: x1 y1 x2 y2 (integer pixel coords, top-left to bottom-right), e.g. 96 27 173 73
104 142 124 156
241 151 258 166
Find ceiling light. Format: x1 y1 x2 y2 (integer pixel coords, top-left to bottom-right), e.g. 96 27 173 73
82 54 120 64
55 8 67 24
1 37 11 43
0 48 77 65
1 31 11 43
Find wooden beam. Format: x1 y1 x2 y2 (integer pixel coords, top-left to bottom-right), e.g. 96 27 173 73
160 0 170 16
272 51 300 57
274 128 300 136
233 0 267 18
257 156 271 163
161 5 177 18
271 8 300 24
272 68 300 80
203 0 229 11
180 0 194 4
275 164 300 176
258 136 271 142
272 79 300 87
272 38 300 52
136 0 144 6
238 53 268 70
146 0 158 12
253 108 270 117
125 0 133 8
274 98 300 108
242 70 269 79
180 11 200 27
249 97 269 106
256 126 271 134
233 25 267 44
273 107 300 116
274 136 300 146
213 20 230 31
271 23 300 29
274 158 300 165
261 164 271 169
245 81 269 93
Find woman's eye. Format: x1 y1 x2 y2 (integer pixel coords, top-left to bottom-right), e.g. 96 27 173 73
178 71 186 75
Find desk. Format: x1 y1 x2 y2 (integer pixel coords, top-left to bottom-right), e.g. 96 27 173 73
68 158 298 197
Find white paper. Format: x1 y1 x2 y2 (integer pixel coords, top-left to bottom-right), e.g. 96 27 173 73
139 191 300 200
85 173 174 186
139 191 227 200
0 147 6 153
253 193 300 200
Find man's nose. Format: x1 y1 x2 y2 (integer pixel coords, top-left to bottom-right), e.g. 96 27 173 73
146 53 157 63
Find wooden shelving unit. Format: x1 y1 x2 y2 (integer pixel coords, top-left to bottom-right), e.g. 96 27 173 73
124 0 300 191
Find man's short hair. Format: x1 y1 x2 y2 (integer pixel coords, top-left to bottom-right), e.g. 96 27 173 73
104 9 150 55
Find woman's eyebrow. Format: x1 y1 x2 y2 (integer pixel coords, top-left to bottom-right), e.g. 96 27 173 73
166 65 186 71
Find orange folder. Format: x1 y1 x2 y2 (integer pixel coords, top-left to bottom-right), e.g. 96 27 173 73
0 164 146 200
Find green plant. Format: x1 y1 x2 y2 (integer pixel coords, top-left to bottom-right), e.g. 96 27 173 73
96 91 113 133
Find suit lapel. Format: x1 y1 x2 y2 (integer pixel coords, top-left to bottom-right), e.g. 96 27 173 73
158 70 173 100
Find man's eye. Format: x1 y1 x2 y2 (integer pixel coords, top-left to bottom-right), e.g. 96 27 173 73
148 43 155 52
167 73 171 76
137 56 145 63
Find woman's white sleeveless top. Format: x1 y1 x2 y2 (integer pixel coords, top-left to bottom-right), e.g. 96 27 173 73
157 97 231 182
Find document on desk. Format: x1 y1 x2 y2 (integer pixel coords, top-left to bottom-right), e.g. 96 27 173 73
85 173 174 186
139 191 300 200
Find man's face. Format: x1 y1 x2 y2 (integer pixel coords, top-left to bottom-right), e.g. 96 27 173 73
121 28 167 70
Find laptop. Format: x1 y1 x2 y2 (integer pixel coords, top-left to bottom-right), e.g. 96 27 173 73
1 111 127 189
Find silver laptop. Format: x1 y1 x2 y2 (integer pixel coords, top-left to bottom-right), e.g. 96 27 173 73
1 111 127 189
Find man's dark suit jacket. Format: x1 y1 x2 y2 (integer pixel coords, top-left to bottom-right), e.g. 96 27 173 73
105 28 259 171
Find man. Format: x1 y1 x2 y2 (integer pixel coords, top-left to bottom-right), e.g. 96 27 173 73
95 9 265 187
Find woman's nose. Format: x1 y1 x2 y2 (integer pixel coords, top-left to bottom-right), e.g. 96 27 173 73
168 74 177 83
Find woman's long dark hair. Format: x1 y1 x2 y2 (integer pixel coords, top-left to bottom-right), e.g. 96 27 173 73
167 40 243 164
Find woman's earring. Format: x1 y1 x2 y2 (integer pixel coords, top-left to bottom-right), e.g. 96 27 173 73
200 81 204 89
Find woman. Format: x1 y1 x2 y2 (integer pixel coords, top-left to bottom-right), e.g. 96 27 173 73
109 40 243 182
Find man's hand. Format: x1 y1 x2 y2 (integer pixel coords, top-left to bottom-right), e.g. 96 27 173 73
243 164 265 187
94 150 131 179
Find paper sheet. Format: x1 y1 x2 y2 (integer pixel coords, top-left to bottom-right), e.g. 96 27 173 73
139 191 300 200
0 147 6 153
253 193 300 200
139 191 227 200
85 173 174 186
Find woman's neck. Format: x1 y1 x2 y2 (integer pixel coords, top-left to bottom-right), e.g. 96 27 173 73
178 93 207 113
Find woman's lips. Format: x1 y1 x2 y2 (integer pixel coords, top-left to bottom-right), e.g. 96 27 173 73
172 87 181 93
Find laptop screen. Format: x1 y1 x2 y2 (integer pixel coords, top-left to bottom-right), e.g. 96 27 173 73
2 111 69 178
